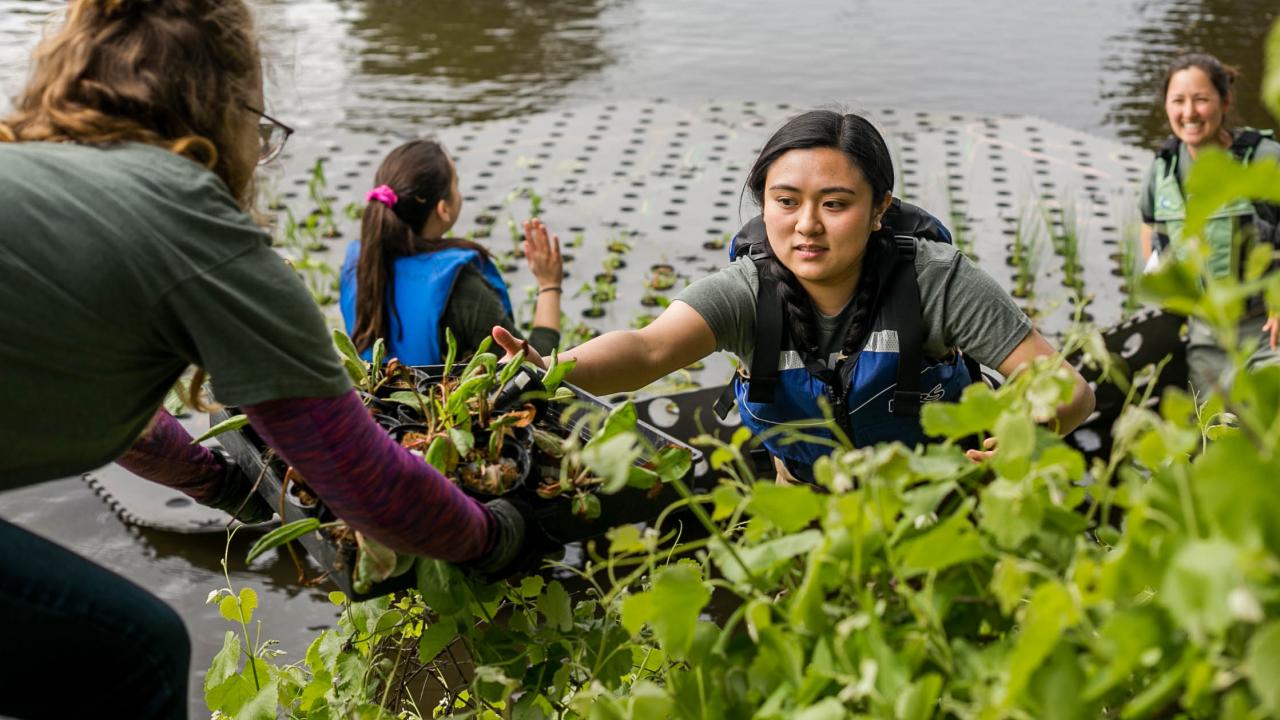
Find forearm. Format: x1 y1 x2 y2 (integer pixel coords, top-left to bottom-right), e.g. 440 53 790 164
1051 366 1095 435
562 329 669 395
242 390 493 562
531 288 561 336
115 408 224 502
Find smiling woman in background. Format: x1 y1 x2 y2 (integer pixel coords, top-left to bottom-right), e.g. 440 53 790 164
1138 52 1280 394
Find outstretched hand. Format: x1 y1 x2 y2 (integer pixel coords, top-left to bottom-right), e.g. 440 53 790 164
491 325 548 369
522 218 562 289
965 436 998 464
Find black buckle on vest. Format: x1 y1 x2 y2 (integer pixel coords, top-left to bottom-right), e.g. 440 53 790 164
889 390 921 417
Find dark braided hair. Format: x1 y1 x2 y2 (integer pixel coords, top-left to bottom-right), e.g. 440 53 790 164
745 110 895 366
352 138 492 353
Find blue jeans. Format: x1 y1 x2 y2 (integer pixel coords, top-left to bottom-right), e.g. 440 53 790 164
0 518 189 719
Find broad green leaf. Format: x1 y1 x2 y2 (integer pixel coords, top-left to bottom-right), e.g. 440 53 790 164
235 678 279 720
424 435 452 473
332 329 367 384
712 484 743 521
991 556 1030 616
1184 148 1280 240
591 401 639 444
354 533 399 593
580 433 642 494
518 575 545 598
896 510 987 577
448 427 474 458
621 591 655 637
637 564 711 659
650 445 693 485
746 481 824 533
418 617 458 664
793 697 845 720
713 530 822 585
1192 433 1280 555
237 587 257 625
607 524 645 554
895 673 943 720
245 518 320 563
991 412 1034 480
980 479 1043 549
1160 539 1242 642
204 632 255 714
191 413 249 444
1003 581 1079 707
1247 621 1280 716
543 352 577 392
205 630 242 695
921 382 1002 441
416 558 467 615
1084 606 1167 701
539 580 573 632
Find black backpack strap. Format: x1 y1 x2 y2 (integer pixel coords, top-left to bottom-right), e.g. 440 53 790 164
714 251 783 418
1231 129 1264 159
883 236 925 417
746 254 784 403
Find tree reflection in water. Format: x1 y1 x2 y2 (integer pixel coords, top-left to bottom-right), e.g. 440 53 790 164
344 0 619 128
1101 0 1279 148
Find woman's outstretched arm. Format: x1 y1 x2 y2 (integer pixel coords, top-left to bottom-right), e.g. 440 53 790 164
492 300 717 396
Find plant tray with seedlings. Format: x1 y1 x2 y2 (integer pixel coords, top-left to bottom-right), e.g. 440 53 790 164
211 331 707 601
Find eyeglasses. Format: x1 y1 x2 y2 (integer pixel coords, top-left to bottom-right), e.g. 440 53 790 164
243 104 294 165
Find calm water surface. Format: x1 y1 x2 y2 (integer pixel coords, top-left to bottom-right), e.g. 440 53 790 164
1 0 1276 714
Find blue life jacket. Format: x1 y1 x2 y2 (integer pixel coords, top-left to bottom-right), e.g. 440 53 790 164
339 240 514 365
719 200 974 483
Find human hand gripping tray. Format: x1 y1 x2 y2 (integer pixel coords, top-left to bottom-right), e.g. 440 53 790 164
211 357 708 601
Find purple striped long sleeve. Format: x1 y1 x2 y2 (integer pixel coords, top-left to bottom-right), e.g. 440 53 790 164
242 390 494 562
116 409 225 502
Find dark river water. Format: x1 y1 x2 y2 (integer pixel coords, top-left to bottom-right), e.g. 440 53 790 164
1 0 1277 715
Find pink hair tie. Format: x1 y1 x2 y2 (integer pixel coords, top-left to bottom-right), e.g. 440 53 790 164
365 184 399 208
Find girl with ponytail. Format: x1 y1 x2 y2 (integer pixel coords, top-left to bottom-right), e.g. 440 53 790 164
340 139 563 364
491 110 1094 481
1 2 536 715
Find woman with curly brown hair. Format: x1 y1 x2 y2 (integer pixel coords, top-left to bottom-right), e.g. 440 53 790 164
0 2 534 716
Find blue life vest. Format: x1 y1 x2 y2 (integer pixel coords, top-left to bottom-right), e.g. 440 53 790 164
339 241 513 365
722 201 974 483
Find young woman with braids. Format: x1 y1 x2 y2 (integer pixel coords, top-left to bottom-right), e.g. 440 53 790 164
340 138 563 364
492 110 1094 482
0 1 535 716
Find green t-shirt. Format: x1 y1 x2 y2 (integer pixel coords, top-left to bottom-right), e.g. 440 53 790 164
444 264 560 356
674 240 1032 371
1139 130 1280 223
0 141 351 487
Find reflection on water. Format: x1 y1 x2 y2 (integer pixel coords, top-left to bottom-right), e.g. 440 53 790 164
2 0 1276 145
1102 0 1279 147
343 0 617 128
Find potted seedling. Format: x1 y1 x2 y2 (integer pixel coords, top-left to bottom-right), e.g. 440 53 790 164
216 329 706 598
646 264 677 291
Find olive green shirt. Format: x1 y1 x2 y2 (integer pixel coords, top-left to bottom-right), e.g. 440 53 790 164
0 141 351 487
1139 130 1280 223
675 240 1032 370
443 265 560 356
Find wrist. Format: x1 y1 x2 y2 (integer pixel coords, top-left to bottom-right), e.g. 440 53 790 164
537 285 562 295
